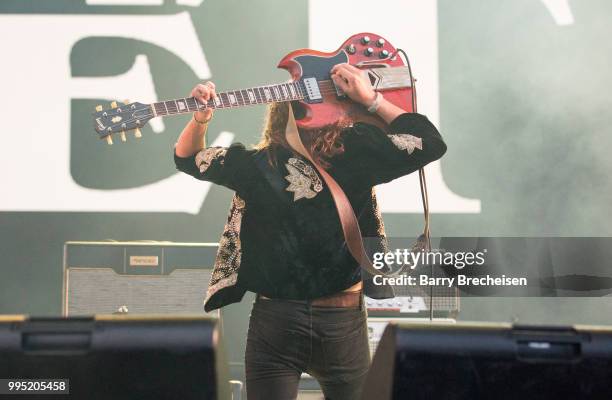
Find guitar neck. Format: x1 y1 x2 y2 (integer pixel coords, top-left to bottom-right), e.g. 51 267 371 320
150 81 306 117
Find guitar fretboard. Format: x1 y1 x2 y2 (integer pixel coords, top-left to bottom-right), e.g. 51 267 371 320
151 81 305 117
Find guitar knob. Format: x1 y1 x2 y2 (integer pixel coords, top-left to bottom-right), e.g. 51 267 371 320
361 36 371 45
376 38 385 47
379 49 389 59
346 44 356 54
364 47 374 56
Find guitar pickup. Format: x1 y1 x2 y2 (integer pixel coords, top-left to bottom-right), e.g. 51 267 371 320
302 77 323 103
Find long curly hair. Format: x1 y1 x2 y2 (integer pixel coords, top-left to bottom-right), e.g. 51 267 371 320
253 102 350 168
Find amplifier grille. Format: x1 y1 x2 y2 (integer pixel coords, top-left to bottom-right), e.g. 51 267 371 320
66 268 212 316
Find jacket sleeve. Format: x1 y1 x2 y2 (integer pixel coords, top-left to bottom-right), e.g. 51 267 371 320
341 112 447 187
173 142 252 191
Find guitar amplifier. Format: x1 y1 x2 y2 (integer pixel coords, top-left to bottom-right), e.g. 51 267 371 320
366 279 460 319
62 241 219 317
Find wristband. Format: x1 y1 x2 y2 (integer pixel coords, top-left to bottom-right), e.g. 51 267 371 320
367 92 382 113
193 112 212 125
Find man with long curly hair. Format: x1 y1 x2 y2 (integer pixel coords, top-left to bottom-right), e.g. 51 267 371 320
174 63 446 400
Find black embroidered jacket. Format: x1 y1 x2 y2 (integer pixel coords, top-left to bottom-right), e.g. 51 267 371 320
174 113 446 312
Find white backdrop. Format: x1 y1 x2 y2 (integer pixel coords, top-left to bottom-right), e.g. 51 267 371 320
0 0 574 214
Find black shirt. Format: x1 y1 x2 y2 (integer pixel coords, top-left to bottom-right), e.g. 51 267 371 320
174 113 446 311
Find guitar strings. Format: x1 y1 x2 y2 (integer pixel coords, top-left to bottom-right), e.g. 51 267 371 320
104 89 390 134
103 79 404 134
108 82 390 121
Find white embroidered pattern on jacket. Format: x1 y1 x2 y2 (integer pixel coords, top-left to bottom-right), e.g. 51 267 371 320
284 157 323 201
371 189 387 238
370 189 393 272
389 134 423 154
195 147 227 174
204 194 245 304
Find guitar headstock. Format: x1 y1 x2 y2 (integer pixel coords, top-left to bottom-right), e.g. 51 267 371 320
92 100 153 145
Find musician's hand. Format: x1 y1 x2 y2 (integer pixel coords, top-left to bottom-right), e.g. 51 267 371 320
330 63 376 107
190 81 216 122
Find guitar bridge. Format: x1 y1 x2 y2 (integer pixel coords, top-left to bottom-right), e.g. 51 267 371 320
334 83 347 99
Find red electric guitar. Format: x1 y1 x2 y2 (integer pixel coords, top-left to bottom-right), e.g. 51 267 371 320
92 32 416 144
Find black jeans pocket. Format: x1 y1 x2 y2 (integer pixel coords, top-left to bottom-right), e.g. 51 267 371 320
320 322 371 383
246 308 303 368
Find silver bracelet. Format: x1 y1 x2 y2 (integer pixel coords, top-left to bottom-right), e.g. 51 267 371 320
367 92 382 113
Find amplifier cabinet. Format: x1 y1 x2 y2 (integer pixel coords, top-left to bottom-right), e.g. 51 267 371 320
63 241 219 317
364 246 460 318
366 284 460 319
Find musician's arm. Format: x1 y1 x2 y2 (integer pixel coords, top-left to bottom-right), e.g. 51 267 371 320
174 81 255 192
374 97 405 125
175 82 216 157
331 63 446 187
175 117 208 157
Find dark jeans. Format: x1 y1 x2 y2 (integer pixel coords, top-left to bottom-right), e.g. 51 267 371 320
245 295 371 400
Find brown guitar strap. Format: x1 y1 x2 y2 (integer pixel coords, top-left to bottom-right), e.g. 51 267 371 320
284 104 380 276
285 104 431 277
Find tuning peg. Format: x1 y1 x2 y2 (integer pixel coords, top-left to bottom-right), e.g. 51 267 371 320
120 131 127 142
110 101 118 109
134 127 143 138
105 135 113 145
95 105 103 112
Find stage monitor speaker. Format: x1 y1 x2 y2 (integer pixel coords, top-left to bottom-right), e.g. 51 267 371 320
63 241 218 316
0 315 230 400
362 322 612 400
366 317 456 357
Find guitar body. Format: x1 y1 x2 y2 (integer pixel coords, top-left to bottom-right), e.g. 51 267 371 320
277 32 414 132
